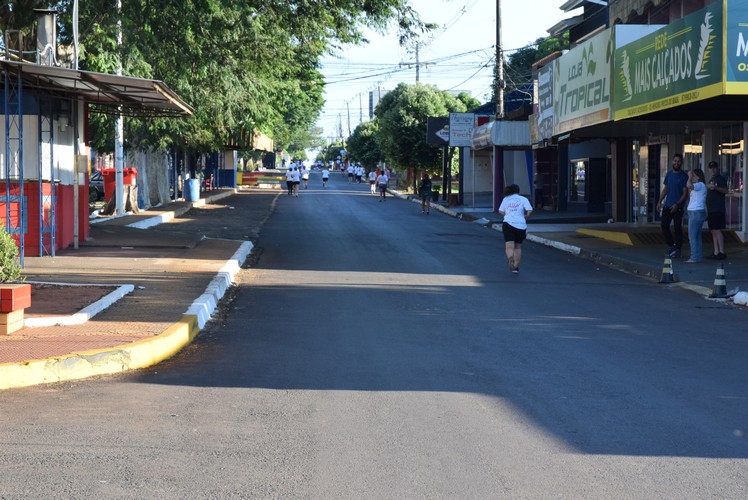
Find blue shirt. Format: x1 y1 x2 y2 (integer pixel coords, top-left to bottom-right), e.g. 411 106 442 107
663 170 688 207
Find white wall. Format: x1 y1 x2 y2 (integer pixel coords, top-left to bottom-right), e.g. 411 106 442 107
503 150 531 195
0 110 79 184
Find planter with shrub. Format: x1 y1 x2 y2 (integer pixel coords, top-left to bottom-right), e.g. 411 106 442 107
0 225 28 335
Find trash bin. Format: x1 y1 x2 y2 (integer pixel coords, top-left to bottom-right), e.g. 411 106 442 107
102 168 116 201
102 167 137 201
186 178 200 202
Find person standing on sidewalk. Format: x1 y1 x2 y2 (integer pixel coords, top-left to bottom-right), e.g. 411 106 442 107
498 184 533 274
706 160 728 260
684 168 707 263
656 153 689 258
533 171 544 210
418 172 432 214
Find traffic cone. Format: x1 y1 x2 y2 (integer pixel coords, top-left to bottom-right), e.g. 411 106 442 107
709 264 728 298
659 257 675 283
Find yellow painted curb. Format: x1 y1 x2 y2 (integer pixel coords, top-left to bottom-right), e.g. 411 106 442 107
576 228 634 245
0 315 199 390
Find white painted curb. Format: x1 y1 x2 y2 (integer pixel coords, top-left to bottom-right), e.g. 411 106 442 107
24 283 135 328
184 241 253 328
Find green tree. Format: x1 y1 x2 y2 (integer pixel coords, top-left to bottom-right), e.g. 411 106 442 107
494 33 569 102
44 0 432 156
376 83 478 175
346 120 382 168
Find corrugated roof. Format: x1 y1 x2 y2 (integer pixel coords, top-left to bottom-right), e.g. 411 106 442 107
609 0 667 23
0 60 193 117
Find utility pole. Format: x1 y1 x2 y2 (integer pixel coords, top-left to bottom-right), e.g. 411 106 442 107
346 101 351 136
415 42 420 83
495 0 504 120
114 0 124 215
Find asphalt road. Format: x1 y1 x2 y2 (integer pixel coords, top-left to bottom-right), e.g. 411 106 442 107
1 172 747 498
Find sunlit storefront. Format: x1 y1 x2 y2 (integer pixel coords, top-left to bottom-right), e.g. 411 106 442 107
612 0 748 239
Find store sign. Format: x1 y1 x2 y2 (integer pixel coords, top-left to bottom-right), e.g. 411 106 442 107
614 2 723 120
449 113 474 147
536 63 554 141
726 1 748 88
553 28 613 135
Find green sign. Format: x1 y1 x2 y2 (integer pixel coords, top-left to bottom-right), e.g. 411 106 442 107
726 1 748 88
614 2 723 120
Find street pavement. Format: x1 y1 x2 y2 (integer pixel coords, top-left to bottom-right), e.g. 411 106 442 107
1 182 746 390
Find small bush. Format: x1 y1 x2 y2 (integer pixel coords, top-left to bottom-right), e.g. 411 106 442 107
0 225 23 283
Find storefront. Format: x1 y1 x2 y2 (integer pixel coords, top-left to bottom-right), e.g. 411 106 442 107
612 0 748 239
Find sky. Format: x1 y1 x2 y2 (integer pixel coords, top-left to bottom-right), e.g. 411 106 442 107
317 0 575 145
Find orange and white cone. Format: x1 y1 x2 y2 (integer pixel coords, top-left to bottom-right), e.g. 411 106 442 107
709 264 728 298
659 257 675 284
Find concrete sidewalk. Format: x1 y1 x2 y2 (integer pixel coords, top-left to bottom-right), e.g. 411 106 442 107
0 188 260 390
2 185 746 390
395 190 748 304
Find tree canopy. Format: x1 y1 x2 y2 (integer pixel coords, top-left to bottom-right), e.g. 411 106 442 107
375 83 478 172
2 0 432 156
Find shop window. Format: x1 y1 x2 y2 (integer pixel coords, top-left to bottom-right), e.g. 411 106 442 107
570 160 586 202
717 125 744 229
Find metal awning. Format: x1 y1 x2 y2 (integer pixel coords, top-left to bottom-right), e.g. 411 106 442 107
0 59 193 117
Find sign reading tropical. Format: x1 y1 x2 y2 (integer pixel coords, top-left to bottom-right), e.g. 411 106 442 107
553 29 613 135
614 2 723 120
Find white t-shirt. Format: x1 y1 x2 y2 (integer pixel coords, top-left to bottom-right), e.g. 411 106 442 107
499 194 533 230
376 174 389 186
688 182 707 211
290 170 300 182
368 171 377 182
301 168 309 180
322 169 330 178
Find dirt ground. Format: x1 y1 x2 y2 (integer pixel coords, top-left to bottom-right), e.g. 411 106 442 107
25 284 117 318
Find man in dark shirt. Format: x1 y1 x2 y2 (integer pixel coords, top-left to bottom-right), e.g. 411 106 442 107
656 154 689 258
705 160 728 259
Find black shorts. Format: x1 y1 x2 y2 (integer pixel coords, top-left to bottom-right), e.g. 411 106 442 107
707 211 726 230
502 222 527 243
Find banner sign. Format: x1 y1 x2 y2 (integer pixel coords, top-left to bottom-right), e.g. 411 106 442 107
614 1 723 120
553 29 613 135
536 63 554 141
726 1 748 90
449 113 475 147
427 117 450 145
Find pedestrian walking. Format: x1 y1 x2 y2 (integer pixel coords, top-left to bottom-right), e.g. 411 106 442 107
285 166 295 196
498 184 533 274
300 165 310 189
418 172 432 214
347 163 355 183
684 168 707 263
376 170 389 201
368 169 378 194
706 160 728 259
322 167 330 187
290 166 301 197
656 153 689 258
